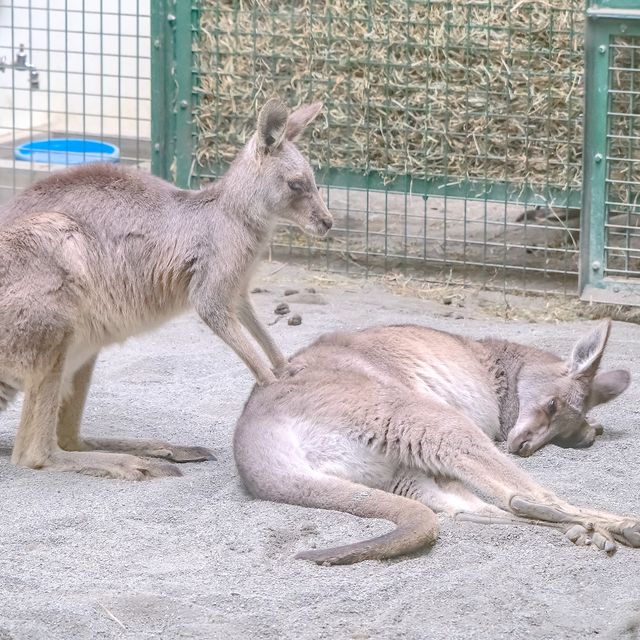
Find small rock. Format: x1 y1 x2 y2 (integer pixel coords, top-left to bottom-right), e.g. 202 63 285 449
443 295 453 305
284 288 299 296
288 314 302 326
251 287 268 294
274 302 290 315
305 287 316 293
454 313 464 320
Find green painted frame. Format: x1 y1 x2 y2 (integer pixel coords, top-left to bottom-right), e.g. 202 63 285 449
151 0 199 187
154 2 585 208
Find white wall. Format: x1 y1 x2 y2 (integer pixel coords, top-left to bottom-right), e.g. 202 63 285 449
0 0 151 142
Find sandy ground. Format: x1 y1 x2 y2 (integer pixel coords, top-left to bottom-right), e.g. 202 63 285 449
1 263 640 640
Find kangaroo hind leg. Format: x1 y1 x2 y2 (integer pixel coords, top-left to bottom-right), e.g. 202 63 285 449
391 471 615 551
402 410 629 554
14 346 180 480
57 355 214 463
79 437 215 463
391 471 532 525
346 391 629 555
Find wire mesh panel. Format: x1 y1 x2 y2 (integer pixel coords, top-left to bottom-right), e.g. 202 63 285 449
187 0 585 295
0 0 151 206
581 2 640 304
605 36 640 279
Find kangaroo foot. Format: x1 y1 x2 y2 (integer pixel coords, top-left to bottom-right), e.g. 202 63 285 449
77 437 216 463
151 444 215 463
510 496 576 523
512 496 640 551
610 520 640 548
20 449 182 480
566 521 640 552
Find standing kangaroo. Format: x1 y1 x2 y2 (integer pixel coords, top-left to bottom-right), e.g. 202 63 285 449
0 99 332 480
234 320 637 564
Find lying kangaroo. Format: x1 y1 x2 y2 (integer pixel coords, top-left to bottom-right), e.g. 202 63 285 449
0 98 332 480
234 320 637 564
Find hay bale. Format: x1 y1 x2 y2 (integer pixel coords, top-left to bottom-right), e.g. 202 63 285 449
193 1 637 201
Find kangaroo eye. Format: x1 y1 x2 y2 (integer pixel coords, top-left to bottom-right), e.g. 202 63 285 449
287 180 304 193
546 398 557 416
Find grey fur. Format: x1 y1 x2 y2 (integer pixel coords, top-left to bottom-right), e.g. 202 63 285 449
0 98 332 480
234 321 635 565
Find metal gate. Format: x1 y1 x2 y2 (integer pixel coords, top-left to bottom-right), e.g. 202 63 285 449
580 0 640 305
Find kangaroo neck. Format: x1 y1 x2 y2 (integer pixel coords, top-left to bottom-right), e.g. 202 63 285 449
199 164 273 227
189 174 275 256
478 338 524 439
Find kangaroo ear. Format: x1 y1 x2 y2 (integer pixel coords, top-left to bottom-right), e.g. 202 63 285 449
256 98 289 155
285 102 323 142
568 319 611 378
588 369 630 408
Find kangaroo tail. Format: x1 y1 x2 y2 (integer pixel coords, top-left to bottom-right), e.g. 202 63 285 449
250 470 439 565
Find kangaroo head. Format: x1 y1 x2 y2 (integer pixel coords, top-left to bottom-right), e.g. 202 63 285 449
250 98 333 237
507 319 630 457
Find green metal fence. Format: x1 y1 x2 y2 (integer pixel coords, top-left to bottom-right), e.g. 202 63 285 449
581 0 640 304
5 2 638 303
153 0 591 296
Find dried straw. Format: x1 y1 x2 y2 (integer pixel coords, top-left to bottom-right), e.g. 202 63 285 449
194 1 638 204
195 1 585 189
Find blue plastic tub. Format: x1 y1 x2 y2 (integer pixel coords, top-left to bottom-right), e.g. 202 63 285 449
15 138 120 165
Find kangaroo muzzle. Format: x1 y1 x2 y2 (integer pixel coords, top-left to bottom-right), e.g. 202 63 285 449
310 202 333 237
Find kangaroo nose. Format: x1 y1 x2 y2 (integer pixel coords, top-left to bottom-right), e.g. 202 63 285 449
516 440 532 457
320 216 332 232
508 431 532 456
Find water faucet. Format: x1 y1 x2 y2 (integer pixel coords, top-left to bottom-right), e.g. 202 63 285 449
0 44 39 89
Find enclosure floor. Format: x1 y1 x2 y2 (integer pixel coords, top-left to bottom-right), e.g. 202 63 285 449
1 262 639 640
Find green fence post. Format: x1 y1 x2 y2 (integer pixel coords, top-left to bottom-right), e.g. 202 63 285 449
581 2 640 303
580 15 609 295
174 1 198 188
150 0 175 181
